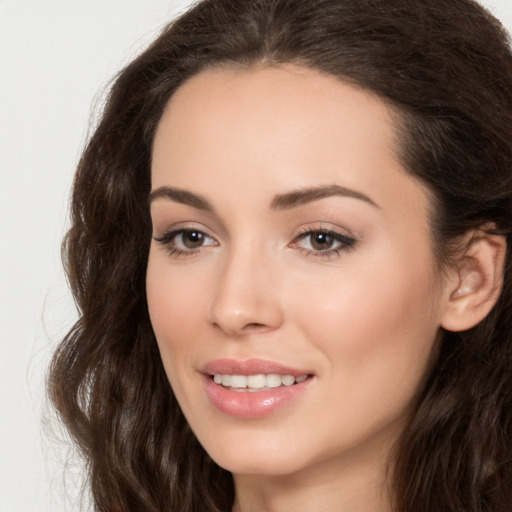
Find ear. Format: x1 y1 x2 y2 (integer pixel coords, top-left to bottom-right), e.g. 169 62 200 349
441 229 506 332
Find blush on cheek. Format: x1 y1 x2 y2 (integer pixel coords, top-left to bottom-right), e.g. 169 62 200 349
146 266 219 402
302 260 439 381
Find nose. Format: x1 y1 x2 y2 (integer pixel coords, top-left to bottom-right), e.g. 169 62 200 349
209 248 284 336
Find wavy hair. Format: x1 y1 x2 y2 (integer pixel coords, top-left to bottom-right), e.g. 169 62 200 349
48 0 512 510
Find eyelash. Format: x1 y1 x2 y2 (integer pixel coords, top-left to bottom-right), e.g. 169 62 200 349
153 228 216 258
153 227 357 259
291 227 356 259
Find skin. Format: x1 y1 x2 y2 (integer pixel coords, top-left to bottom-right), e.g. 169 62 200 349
146 65 456 512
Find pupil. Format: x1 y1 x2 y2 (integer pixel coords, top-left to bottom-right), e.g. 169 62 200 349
312 232 332 250
184 231 204 248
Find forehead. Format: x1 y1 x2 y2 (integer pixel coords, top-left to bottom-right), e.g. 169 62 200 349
151 64 430 225
154 64 397 167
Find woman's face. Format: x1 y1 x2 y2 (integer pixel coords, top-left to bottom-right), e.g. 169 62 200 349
147 65 451 478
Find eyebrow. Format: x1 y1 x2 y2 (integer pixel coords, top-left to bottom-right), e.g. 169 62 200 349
270 184 380 210
149 186 214 211
149 183 379 211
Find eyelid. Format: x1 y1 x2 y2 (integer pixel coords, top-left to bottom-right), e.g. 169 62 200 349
153 220 216 240
152 222 357 260
289 224 358 259
153 227 216 244
292 222 356 243
153 225 219 257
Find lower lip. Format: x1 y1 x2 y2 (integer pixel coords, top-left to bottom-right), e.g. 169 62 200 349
203 375 312 419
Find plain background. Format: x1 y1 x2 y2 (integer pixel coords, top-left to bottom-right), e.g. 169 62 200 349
1 1 511 511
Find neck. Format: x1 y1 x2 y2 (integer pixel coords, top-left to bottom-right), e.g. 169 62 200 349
231 436 395 512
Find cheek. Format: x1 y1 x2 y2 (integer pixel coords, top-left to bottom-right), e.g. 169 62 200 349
294 250 438 338
146 252 209 363
290 249 442 409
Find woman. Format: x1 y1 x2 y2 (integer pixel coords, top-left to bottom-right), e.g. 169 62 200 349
48 0 512 510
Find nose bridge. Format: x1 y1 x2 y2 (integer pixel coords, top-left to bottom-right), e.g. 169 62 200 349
209 237 283 335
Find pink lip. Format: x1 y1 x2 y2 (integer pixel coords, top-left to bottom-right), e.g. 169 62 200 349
202 358 310 377
201 359 313 419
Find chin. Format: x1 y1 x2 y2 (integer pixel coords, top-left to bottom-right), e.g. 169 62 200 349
198 431 311 477
214 453 306 477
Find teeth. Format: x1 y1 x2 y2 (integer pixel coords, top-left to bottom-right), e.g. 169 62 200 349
266 374 282 388
281 375 295 386
213 373 308 390
230 375 247 388
247 374 266 388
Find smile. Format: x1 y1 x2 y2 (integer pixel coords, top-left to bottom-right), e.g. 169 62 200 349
213 373 308 391
202 359 313 418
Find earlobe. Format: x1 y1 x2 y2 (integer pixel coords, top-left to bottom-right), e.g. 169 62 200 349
441 230 506 332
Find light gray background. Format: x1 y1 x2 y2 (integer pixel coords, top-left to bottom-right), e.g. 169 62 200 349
1 1 511 511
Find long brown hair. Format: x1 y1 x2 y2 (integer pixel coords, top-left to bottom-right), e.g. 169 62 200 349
48 0 512 510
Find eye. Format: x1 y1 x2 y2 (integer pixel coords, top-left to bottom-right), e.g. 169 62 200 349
175 230 208 249
306 232 338 251
153 228 217 256
291 228 356 258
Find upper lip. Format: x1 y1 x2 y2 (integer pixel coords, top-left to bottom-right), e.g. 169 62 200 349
202 358 311 377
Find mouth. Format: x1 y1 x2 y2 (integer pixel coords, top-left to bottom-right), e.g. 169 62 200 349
201 359 314 418
211 373 309 392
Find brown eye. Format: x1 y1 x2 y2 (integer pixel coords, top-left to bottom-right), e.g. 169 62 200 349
310 232 335 251
291 228 356 257
180 230 205 249
153 228 217 255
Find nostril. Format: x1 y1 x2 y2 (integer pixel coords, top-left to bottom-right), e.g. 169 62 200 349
212 321 268 335
244 322 267 330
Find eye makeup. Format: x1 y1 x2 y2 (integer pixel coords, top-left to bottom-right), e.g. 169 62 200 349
153 224 357 261
290 227 357 260
153 227 218 258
